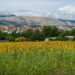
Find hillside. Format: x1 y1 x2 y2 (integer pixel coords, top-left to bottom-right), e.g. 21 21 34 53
0 16 75 26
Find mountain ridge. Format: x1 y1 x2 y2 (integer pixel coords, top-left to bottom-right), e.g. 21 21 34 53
0 16 75 26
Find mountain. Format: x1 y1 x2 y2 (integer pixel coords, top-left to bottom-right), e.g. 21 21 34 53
0 14 16 17
0 16 75 26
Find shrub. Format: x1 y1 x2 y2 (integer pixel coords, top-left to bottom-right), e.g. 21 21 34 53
5 35 15 41
15 37 25 42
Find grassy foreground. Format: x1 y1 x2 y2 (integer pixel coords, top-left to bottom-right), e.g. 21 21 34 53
0 41 75 75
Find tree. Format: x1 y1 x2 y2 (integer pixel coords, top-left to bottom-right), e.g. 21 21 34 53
51 26 59 37
71 29 75 36
0 31 7 40
5 35 15 41
21 29 33 38
31 30 45 41
60 30 72 37
11 31 20 38
43 26 59 38
43 26 52 37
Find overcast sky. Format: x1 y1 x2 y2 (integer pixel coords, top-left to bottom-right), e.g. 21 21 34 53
0 0 75 20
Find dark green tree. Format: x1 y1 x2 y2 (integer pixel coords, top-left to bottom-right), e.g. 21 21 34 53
21 29 33 38
31 30 45 41
0 31 7 40
5 35 15 41
43 26 59 38
51 26 59 37
71 29 75 36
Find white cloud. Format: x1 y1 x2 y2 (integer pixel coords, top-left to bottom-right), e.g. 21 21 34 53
0 0 75 19
0 0 61 16
58 5 75 14
53 5 75 20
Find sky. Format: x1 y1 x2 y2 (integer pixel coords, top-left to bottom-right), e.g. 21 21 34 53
0 0 75 20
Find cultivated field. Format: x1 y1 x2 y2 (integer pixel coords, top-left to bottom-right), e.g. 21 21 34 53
0 41 75 75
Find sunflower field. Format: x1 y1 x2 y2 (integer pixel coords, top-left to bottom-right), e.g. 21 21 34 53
0 41 75 75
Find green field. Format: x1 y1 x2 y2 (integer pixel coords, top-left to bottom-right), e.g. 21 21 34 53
0 49 75 75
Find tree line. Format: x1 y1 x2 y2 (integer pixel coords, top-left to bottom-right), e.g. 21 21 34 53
0 26 75 41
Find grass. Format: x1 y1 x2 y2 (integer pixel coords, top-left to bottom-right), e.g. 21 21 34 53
0 48 75 75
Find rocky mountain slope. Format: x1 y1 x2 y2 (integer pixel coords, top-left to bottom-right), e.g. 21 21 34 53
0 16 75 26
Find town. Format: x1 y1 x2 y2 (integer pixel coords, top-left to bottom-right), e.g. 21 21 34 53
0 25 75 33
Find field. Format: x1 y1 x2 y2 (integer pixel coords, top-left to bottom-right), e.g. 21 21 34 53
0 41 75 75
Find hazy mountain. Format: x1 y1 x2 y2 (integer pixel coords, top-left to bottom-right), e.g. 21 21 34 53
0 16 75 26
0 14 16 17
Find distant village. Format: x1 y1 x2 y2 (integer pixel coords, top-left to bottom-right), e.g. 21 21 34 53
0 25 44 33
0 25 75 33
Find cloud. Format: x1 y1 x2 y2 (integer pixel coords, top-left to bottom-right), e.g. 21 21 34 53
13 10 50 17
0 9 50 17
0 0 75 19
0 0 61 16
54 5 75 20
